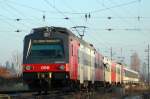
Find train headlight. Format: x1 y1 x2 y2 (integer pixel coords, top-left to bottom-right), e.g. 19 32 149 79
25 66 32 70
59 65 65 70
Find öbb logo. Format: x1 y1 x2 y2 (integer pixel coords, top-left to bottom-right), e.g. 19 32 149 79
41 66 50 70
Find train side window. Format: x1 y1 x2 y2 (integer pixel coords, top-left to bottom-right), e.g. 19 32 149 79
78 50 79 62
72 44 73 56
104 63 110 71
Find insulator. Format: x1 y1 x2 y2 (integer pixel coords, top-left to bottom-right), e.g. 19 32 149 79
107 17 112 20
16 18 21 21
64 17 69 20
107 28 112 31
43 15 46 21
88 13 91 18
15 30 21 32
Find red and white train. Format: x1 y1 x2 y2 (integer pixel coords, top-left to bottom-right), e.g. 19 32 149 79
23 27 139 90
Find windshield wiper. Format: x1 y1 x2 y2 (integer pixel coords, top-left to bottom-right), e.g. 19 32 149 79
26 39 32 59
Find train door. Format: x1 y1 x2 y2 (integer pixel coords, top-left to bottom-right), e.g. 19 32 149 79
86 48 92 82
78 44 84 84
99 54 104 82
90 50 95 84
111 63 116 84
94 53 99 81
70 40 79 80
119 65 121 83
103 57 111 84
116 64 121 84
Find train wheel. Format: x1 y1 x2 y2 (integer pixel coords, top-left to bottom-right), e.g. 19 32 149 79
27 79 41 91
82 81 89 92
69 81 79 91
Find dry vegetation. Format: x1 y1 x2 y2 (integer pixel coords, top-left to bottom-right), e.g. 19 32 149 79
124 84 150 97
0 67 14 79
0 67 28 91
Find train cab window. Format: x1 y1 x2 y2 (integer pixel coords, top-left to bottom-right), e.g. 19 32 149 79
29 41 64 59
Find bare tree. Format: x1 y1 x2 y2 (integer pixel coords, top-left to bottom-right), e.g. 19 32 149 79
11 51 22 76
0 63 2 67
5 61 10 69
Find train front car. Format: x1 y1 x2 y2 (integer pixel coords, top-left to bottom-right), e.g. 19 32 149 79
23 27 70 90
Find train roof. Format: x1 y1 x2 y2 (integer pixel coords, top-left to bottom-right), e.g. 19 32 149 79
28 26 96 50
123 67 138 74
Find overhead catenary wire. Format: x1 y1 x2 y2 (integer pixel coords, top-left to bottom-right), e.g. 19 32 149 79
1 16 150 21
95 0 134 31
1 1 149 35
6 0 85 15
44 0 69 18
0 3 33 33
0 0 149 66
89 0 140 13
5 1 111 51
43 0 82 36
5 0 140 15
103 1 149 39
0 14 19 29
0 5 22 29
44 0 110 50
81 0 134 51
109 0 135 17
2 1 33 29
90 0 150 45
0 29 28 33
94 0 141 32
4 0 43 27
61 0 77 13
5 0 45 13
84 29 112 51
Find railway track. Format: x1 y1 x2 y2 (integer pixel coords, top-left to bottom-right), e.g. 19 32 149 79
0 86 149 99
0 87 96 98
0 90 76 99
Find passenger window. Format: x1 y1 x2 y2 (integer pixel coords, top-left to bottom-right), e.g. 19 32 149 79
72 45 73 56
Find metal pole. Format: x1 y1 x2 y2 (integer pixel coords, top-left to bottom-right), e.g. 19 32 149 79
148 44 149 85
110 47 112 61
143 62 146 82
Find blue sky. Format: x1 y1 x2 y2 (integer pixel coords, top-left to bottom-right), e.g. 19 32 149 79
0 0 150 66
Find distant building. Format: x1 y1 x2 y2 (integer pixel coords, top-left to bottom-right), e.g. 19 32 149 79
130 52 140 72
